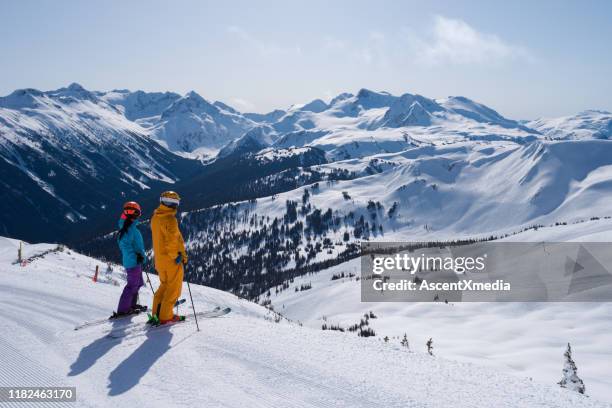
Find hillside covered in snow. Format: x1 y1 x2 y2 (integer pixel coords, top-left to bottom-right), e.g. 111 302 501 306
115 136 612 300
0 236 607 407
0 84 201 242
2 82 611 245
265 219 612 403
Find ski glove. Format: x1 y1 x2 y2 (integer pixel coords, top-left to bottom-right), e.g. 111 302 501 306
136 253 145 265
175 253 187 265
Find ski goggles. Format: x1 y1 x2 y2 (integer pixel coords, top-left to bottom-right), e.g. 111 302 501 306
160 197 180 208
123 207 141 217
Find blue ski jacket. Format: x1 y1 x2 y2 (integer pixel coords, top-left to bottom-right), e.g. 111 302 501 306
117 218 146 268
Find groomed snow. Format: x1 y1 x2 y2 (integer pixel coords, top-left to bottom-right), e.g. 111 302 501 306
0 237 607 407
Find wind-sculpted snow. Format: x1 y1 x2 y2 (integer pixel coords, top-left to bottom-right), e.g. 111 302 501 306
0 236 608 407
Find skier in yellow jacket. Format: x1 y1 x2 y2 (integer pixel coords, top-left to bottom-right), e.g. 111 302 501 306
148 191 188 325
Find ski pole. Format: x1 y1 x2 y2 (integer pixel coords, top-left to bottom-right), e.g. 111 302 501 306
144 268 156 295
185 265 200 332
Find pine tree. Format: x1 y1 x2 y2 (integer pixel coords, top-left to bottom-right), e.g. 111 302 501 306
558 343 585 394
401 333 410 350
426 338 433 356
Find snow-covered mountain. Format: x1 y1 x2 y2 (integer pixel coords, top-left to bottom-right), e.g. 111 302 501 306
166 136 612 300
0 83 201 242
244 108 286 124
148 91 256 154
233 89 541 161
528 110 612 140
98 89 181 121
92 87 543 159
3 82 612 245
38 83 608 299
0 236 607 407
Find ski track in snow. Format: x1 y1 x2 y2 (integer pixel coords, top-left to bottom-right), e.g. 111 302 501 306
0 338 76 408
0 239 609 407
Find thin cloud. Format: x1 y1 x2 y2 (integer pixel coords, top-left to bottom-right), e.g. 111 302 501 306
323 18 528 68
351 31 389 67
230 97 255 112
226 25 302 57
323 36 346 51
415 16 532 65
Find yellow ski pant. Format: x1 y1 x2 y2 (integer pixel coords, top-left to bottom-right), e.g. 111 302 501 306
152 263 183 321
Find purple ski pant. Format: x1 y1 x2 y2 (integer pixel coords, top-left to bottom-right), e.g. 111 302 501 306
117 265 144 313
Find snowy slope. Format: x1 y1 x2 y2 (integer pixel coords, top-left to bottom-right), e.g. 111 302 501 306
148 91 256 154
180 138 612 282
267 219 612 404
244 109 286 124
0 84 199 242
4 82 612 245
100 89 258 156
262 89 539 160
98 89 180 121
0 237 607 408
528 110 612 140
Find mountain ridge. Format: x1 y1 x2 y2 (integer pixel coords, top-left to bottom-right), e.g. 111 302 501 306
2 83 611 244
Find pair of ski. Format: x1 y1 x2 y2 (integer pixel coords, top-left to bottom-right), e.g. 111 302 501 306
74 300 230 332
107 306 231 339
74 298 188 331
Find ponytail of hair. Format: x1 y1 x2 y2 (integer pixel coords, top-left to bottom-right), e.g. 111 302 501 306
118 217 134 240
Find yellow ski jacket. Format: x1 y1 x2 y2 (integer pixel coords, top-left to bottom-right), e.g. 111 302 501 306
151 204 187 271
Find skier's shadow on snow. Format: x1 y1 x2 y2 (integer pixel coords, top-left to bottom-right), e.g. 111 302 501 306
68 319 132 377
107 327 173 395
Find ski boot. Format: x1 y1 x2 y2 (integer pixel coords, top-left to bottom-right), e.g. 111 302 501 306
109 310 133 319
146 313 160 326
132 304 148 313
160 315 186 325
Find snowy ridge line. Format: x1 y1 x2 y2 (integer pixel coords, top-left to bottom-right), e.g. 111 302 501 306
11 245 63 265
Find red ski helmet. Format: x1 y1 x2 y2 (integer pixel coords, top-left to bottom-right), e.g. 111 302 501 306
123 201 141 218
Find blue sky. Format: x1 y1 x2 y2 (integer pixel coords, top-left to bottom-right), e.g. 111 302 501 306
1 0 611 119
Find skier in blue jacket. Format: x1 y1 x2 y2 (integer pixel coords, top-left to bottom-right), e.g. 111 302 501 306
114 201 147 317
